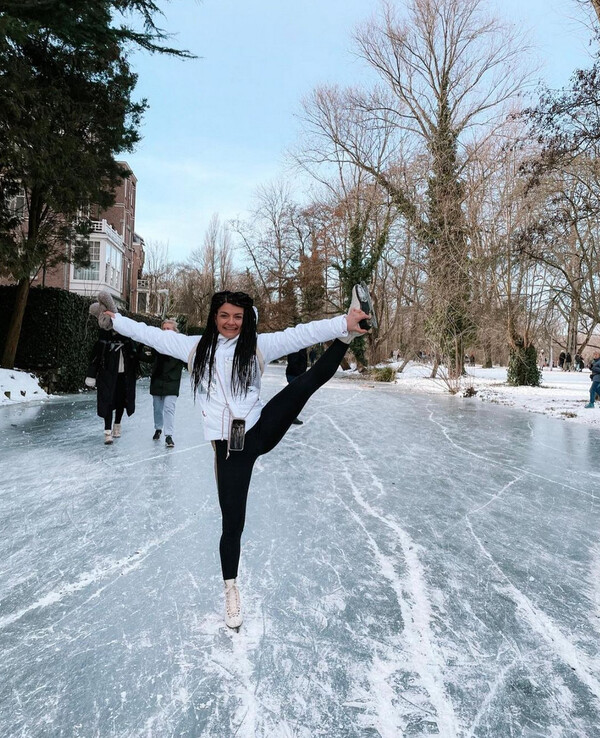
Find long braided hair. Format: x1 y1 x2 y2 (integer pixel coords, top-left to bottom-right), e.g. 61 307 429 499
192 291 258 397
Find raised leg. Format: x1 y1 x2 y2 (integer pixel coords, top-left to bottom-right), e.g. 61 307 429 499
256 339 348 455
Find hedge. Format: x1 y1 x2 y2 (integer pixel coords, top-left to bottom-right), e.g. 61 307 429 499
0 286 161 393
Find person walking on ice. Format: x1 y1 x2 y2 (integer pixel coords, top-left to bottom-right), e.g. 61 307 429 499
586 351 600 408
85 326 139 445
98 285 375 629
140 318 185 448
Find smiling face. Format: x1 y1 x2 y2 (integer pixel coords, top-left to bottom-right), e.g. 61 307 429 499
215 302 245 339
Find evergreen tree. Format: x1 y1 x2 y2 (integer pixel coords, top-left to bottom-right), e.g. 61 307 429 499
507 337 541 387
334 212 388 367
0 1 192 368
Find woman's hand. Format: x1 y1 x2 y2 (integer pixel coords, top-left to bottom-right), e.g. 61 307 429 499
104 311 116 319
346 307 370 334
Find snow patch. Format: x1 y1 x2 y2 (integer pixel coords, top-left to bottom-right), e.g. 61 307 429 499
0 367 48 406
352 361 600 427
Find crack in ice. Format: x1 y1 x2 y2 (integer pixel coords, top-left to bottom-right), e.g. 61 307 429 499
326 414 460 738
0 522 192 630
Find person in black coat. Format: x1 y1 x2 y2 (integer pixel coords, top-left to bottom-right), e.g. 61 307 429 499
85 328 139 444
285 348 308 425
586 352 600 408
140 319 185 448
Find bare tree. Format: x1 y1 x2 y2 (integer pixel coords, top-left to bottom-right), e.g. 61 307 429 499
171 214 237 326
518 155 600 354
232 181 302 330
462 119 551 384
301 0 529 376
573 0 600 29
141 239 175 316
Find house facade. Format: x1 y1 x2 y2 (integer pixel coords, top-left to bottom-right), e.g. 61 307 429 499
26 162 145 310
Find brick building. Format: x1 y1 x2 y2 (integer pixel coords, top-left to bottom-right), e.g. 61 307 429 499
28 161 145 310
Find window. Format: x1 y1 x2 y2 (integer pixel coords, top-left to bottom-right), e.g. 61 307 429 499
73 241 100 280
7 189 26 216
137 292 147 313
105 243 122 288
14 191 26 214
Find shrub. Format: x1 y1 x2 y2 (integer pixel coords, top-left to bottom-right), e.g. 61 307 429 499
507 341 541 387
372 366 396 382
0 285 161 393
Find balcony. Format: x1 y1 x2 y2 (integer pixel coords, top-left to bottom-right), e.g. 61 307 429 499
91 219 123 250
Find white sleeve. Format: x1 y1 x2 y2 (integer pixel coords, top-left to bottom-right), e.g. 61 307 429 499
257 315 347 364
112 313 199 363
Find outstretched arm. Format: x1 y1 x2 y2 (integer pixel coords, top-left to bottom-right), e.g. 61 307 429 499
258 307 370 364
105 312 199 364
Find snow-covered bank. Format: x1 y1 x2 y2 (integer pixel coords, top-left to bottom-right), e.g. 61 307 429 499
2 359 598 429
360 361 600 427
0 368 49 406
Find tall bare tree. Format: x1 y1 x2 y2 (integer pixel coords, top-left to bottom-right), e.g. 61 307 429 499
141 239 175 316
301 0 528 376
172 214 236 326
232 181 302 330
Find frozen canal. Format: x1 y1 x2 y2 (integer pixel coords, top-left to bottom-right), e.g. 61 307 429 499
1 364 600 737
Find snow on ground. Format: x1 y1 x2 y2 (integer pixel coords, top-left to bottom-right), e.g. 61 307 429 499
0 367 49 406
367 360 600 427
2 360 598 428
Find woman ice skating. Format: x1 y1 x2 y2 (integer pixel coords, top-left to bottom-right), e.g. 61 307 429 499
99 286 374 628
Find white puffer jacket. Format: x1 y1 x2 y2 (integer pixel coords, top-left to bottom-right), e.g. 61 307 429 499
112 313 348 440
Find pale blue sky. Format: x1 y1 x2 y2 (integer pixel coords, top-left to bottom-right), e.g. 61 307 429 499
126 0 595 262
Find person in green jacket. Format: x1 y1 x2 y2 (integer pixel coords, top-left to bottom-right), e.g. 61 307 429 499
141 319 185 448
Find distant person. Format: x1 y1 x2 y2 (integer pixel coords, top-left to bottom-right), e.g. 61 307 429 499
586 351 600 408
469 354 475 367
285 348 308 425
85 327 139 444
140 318 185 448
565 352 572 371
309 347 317 367
558 351 565 370
574 353 584 372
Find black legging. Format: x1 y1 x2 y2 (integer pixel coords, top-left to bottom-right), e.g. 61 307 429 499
213 339 348 580
103 374 126 431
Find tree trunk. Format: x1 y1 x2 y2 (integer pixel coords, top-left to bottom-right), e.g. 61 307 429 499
566 303 578 369
1 278 30 368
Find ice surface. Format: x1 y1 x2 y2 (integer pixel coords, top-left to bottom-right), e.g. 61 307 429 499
1 364 599 737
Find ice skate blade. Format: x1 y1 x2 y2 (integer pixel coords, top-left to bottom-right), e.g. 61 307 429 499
356 282 378 331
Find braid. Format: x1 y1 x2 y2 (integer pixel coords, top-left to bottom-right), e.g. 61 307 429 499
192 291 258 398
